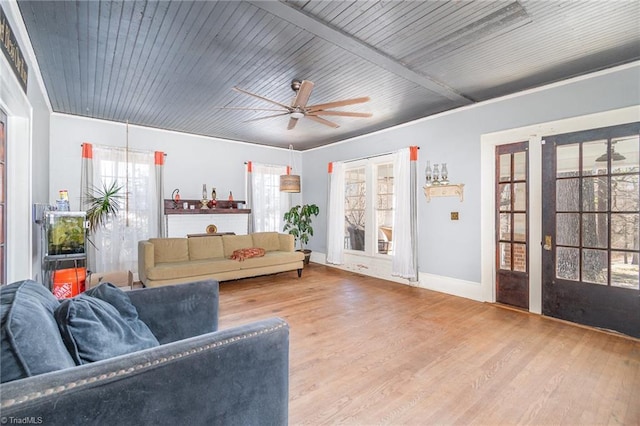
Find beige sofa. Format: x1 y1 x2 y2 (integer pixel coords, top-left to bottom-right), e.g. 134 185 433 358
138 232 305 287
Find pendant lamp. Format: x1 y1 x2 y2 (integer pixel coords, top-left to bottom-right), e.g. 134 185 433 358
280 145 301 193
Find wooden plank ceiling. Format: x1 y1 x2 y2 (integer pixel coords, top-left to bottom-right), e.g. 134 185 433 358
17 0 640 150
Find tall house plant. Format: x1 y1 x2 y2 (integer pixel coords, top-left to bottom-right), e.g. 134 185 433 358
283 204 319 263
85 181 123 254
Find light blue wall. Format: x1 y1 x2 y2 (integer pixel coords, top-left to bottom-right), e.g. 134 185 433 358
302 64 640 283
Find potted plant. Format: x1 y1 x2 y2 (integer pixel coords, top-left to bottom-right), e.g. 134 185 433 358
283 204 319 265
85 181 123 237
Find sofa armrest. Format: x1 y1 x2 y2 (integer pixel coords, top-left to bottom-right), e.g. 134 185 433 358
278 233 295 252
0 318 289 426
127 280 219 344
138 240 155 285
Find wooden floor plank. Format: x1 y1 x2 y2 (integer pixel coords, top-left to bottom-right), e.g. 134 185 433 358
217 264 640 425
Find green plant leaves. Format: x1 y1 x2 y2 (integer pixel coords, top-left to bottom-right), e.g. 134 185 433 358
283 203 319 250
85 181 123 234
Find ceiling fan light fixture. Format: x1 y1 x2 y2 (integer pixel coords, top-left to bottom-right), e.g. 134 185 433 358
290 111 304 119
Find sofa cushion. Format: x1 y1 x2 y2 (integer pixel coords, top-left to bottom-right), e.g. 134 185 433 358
150 238 189 264
222 234 254 257
251 232 281 252
146 259 241 281
188 236 225 260
1 280 76 383
237 251 305 270
55 283 159 365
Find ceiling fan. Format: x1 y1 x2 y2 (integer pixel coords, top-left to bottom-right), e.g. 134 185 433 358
217 80 372 130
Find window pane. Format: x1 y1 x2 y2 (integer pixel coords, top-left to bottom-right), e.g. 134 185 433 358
377 163 393 255
556 178 579 211
499 213 511 240
612 175 639 212
611 135 639 174
583 140 608 176
611 250 639 290
557 144 580 178
556 213 580 246
557 247 579 280
499 243 511 270
499 183 511 211
611 214 639 250
513 243 526 272
345 167 366 251
513 152 526 181
582 213 608 249
513 213 526 242
582 177 608 212
513 182 526 211
582 249 608 285
499 153 511 182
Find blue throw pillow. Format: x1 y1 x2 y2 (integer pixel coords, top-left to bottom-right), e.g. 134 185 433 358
55 283 159 365
1 280 76 383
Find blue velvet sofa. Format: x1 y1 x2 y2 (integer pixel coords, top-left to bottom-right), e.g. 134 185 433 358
0 279 289 425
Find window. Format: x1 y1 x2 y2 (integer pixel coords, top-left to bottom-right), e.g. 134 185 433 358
344 156 394 256
249 163 290 232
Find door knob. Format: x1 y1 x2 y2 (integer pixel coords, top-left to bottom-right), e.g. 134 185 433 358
543 235 552 251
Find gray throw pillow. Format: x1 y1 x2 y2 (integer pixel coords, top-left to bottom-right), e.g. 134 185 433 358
55 283 159 365
1 280 76 383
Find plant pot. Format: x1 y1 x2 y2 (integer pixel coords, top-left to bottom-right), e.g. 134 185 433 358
298 249 312 265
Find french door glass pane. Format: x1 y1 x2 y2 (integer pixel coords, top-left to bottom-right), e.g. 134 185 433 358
499 213 510 240
582 177 608 211
582 249 608 285
612 175 639 211
513 243 526 272
556 213 580 246
557 144 580 177
556 178 579 211
611 135 639 174
513 182 526 210
499 154 511 182
499 243 511 270
611 214 639 250
513 152 526 180
582 213 608 248
583 140 608 175
611 251 640 289
513 213 526 242
557 247 579 280
499 183 511 211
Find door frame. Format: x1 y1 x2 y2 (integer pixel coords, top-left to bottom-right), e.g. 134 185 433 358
480 106 640 313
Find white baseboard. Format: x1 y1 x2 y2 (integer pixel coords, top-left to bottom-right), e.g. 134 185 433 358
309 251 482 302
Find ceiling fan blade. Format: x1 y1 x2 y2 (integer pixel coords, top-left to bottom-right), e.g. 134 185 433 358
244 112 291 123
306 115 340 128
213 106 287 112
308 111 372 118
306 96 370 112
292 80 314 108
233 86 292 110
287 117 299 130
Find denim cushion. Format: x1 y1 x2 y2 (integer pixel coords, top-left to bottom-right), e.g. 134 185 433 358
1 280 76 383
55 283 159 365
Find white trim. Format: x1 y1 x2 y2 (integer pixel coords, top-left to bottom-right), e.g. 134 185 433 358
310 251 482 301
480 105 640 314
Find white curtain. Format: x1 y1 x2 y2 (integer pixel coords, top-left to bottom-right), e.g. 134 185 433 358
249 162 290 232
327 161 345 265
83 145 158 273
391 147 418 280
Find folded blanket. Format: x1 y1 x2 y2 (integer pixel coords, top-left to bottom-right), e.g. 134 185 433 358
230 247 266 261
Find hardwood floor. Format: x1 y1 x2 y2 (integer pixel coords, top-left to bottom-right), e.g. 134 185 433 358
218 263 640 425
